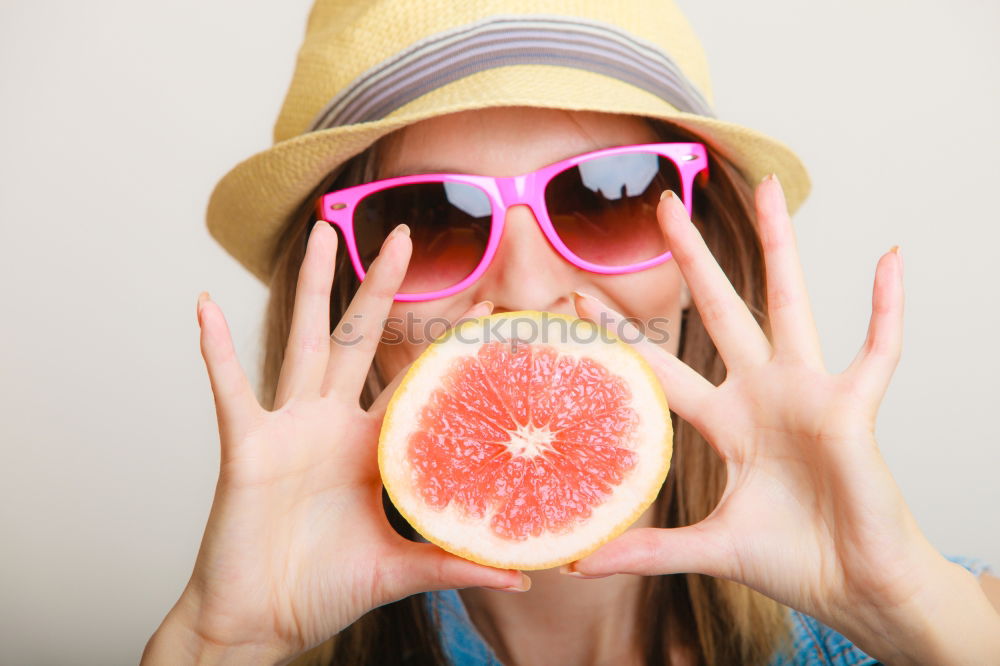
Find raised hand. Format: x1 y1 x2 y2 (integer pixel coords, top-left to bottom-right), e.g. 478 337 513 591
565 176 1000 663
143 222 529 665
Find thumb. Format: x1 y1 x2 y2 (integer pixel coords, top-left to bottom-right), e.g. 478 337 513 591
384 540 531 599
562 524 729 579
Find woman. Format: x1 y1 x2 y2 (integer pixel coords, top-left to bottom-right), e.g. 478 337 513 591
142 2 1000 664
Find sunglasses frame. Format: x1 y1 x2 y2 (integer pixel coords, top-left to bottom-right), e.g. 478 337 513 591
316 141 709 302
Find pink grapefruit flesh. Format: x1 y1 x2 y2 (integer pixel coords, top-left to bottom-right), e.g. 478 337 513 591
379 311 672 570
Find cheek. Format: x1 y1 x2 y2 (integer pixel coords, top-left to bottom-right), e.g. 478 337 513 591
374 300 470 383
375 334 415 387
375 304 427 383
583 263 686 353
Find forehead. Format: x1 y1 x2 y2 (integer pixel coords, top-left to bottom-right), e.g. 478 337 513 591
378 107 659 178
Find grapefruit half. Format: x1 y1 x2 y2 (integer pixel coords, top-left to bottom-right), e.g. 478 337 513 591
378 311 672 570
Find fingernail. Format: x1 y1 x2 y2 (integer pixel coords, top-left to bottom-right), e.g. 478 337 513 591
891 244 902 269
660 189 676 201
380 224 408 252
196 291 210 327
491 573 531 592
761 173 778 184
572 289 596 303
464 300 493 319
558 564 612 579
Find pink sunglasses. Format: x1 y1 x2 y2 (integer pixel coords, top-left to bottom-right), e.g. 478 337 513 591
316 142 709 302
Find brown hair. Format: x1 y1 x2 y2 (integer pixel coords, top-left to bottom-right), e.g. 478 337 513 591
262 115 792 665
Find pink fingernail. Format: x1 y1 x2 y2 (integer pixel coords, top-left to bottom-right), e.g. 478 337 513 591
494 586 527 593
558 564 612 579
380 224 411 252
196 291 210 326
466 300 493 318
490 573 531 592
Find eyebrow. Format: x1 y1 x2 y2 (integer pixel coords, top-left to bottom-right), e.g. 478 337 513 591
381 165 474 179
382 143 634 180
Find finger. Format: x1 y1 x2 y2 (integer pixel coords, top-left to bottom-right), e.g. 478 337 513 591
659 190 772 372
324 224 412 398
383 540 531 599
755 175 824 369
274 221 338 408
571 291 726 450
367 299 495 420
197 292 261 446
560 523 730 579
843 247 904 405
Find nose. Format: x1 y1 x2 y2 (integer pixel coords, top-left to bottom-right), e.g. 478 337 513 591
470 202 577 312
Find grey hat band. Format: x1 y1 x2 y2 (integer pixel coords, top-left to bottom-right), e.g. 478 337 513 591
308 14 716 131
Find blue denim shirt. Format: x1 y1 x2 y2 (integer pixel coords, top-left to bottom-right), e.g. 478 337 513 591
424 554 994 665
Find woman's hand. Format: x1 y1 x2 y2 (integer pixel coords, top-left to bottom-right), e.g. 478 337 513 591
142 222 529 665
565 177 1000 664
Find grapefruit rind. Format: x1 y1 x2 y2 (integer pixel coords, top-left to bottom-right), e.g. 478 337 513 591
378 311 672 571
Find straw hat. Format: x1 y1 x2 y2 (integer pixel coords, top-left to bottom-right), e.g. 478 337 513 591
207 0 811 284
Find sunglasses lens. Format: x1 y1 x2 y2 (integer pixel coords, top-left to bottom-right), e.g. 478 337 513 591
354 181 492 294
544 151 682 267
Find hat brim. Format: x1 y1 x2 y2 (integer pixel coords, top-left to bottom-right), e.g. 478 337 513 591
207 65 810 284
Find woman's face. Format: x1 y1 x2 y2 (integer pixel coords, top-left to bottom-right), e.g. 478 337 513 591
373 106 691 382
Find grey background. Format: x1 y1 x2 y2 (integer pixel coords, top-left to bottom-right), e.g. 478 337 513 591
1 1 997 663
